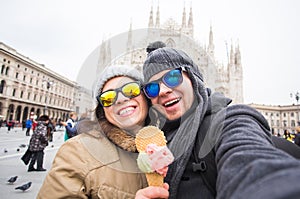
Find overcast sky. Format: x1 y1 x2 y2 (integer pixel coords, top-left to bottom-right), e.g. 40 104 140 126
1 0 299 105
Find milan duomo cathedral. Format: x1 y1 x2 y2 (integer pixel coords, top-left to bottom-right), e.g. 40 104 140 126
96 4 243 104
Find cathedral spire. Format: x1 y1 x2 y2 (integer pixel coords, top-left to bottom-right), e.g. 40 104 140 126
187 4 194 37
127 20 133 51
208 24 215 55
155 3 160 28
230 40 235 65
188 5 194 28
148 5 154 28
181 4 186 28
97 36 107 74
235 40 241 65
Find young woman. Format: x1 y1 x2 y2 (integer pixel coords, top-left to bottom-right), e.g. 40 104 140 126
38 65 150 199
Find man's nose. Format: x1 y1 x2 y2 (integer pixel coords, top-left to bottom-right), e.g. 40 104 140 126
159 82 172 96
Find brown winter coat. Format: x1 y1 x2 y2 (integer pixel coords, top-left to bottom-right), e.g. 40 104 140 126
37 129 148 199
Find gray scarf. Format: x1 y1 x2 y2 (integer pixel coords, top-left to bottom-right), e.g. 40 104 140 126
143 47 209 197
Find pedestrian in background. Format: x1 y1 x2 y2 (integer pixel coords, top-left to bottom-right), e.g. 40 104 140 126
27 115 49 172
32 119 38 131
7 120 12 132
25 118 32 136
64 112 77 141
283 129 294 142
294 127 300 147
11 120 15 129
60 112 89 137
47 118 54 142
22 120 26 131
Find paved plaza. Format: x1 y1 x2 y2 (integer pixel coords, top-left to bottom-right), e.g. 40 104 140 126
0 126 65 198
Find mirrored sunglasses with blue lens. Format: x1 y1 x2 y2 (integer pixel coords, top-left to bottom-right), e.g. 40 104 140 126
97 81 141 107
143 67 184 98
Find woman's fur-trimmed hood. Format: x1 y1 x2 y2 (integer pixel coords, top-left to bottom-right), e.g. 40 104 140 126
78 119 137 152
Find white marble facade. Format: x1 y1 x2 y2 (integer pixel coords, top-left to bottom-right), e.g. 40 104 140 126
97 5 244 104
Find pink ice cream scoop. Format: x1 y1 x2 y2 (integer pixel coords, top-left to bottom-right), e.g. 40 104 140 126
145 143 174 177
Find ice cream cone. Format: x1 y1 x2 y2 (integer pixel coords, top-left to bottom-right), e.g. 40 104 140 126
135 126 167 187
135 126 166 152
146 172 164 187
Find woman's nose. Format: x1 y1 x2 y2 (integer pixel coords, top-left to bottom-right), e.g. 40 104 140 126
115 92 129 104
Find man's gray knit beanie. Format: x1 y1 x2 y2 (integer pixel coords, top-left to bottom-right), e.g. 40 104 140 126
143 47 203 82
94 65 143 98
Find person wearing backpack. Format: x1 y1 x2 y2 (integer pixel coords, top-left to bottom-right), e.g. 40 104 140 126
27 115 49 172
136 46 300 199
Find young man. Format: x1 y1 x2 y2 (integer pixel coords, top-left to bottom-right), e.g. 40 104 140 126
138 47 300 199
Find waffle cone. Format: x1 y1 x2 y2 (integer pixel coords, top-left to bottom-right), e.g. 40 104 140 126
135 126 167 187
146 172 164 187
135 126 166 152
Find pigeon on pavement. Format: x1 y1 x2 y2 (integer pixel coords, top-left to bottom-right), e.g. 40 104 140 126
7 176 18 184
15 182 32 191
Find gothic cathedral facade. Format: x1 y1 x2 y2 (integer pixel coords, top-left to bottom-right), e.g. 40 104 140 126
96 5 244 104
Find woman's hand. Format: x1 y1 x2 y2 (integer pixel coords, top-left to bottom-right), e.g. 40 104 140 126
135 183 169 199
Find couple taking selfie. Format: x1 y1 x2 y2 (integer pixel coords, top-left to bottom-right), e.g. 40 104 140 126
38 43 300 199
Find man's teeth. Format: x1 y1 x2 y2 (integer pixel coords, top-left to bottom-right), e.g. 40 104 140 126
119 107 134 115
164 98 180 107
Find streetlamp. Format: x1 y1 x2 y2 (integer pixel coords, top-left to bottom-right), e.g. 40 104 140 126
290 92 300 126
43 80 54 115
